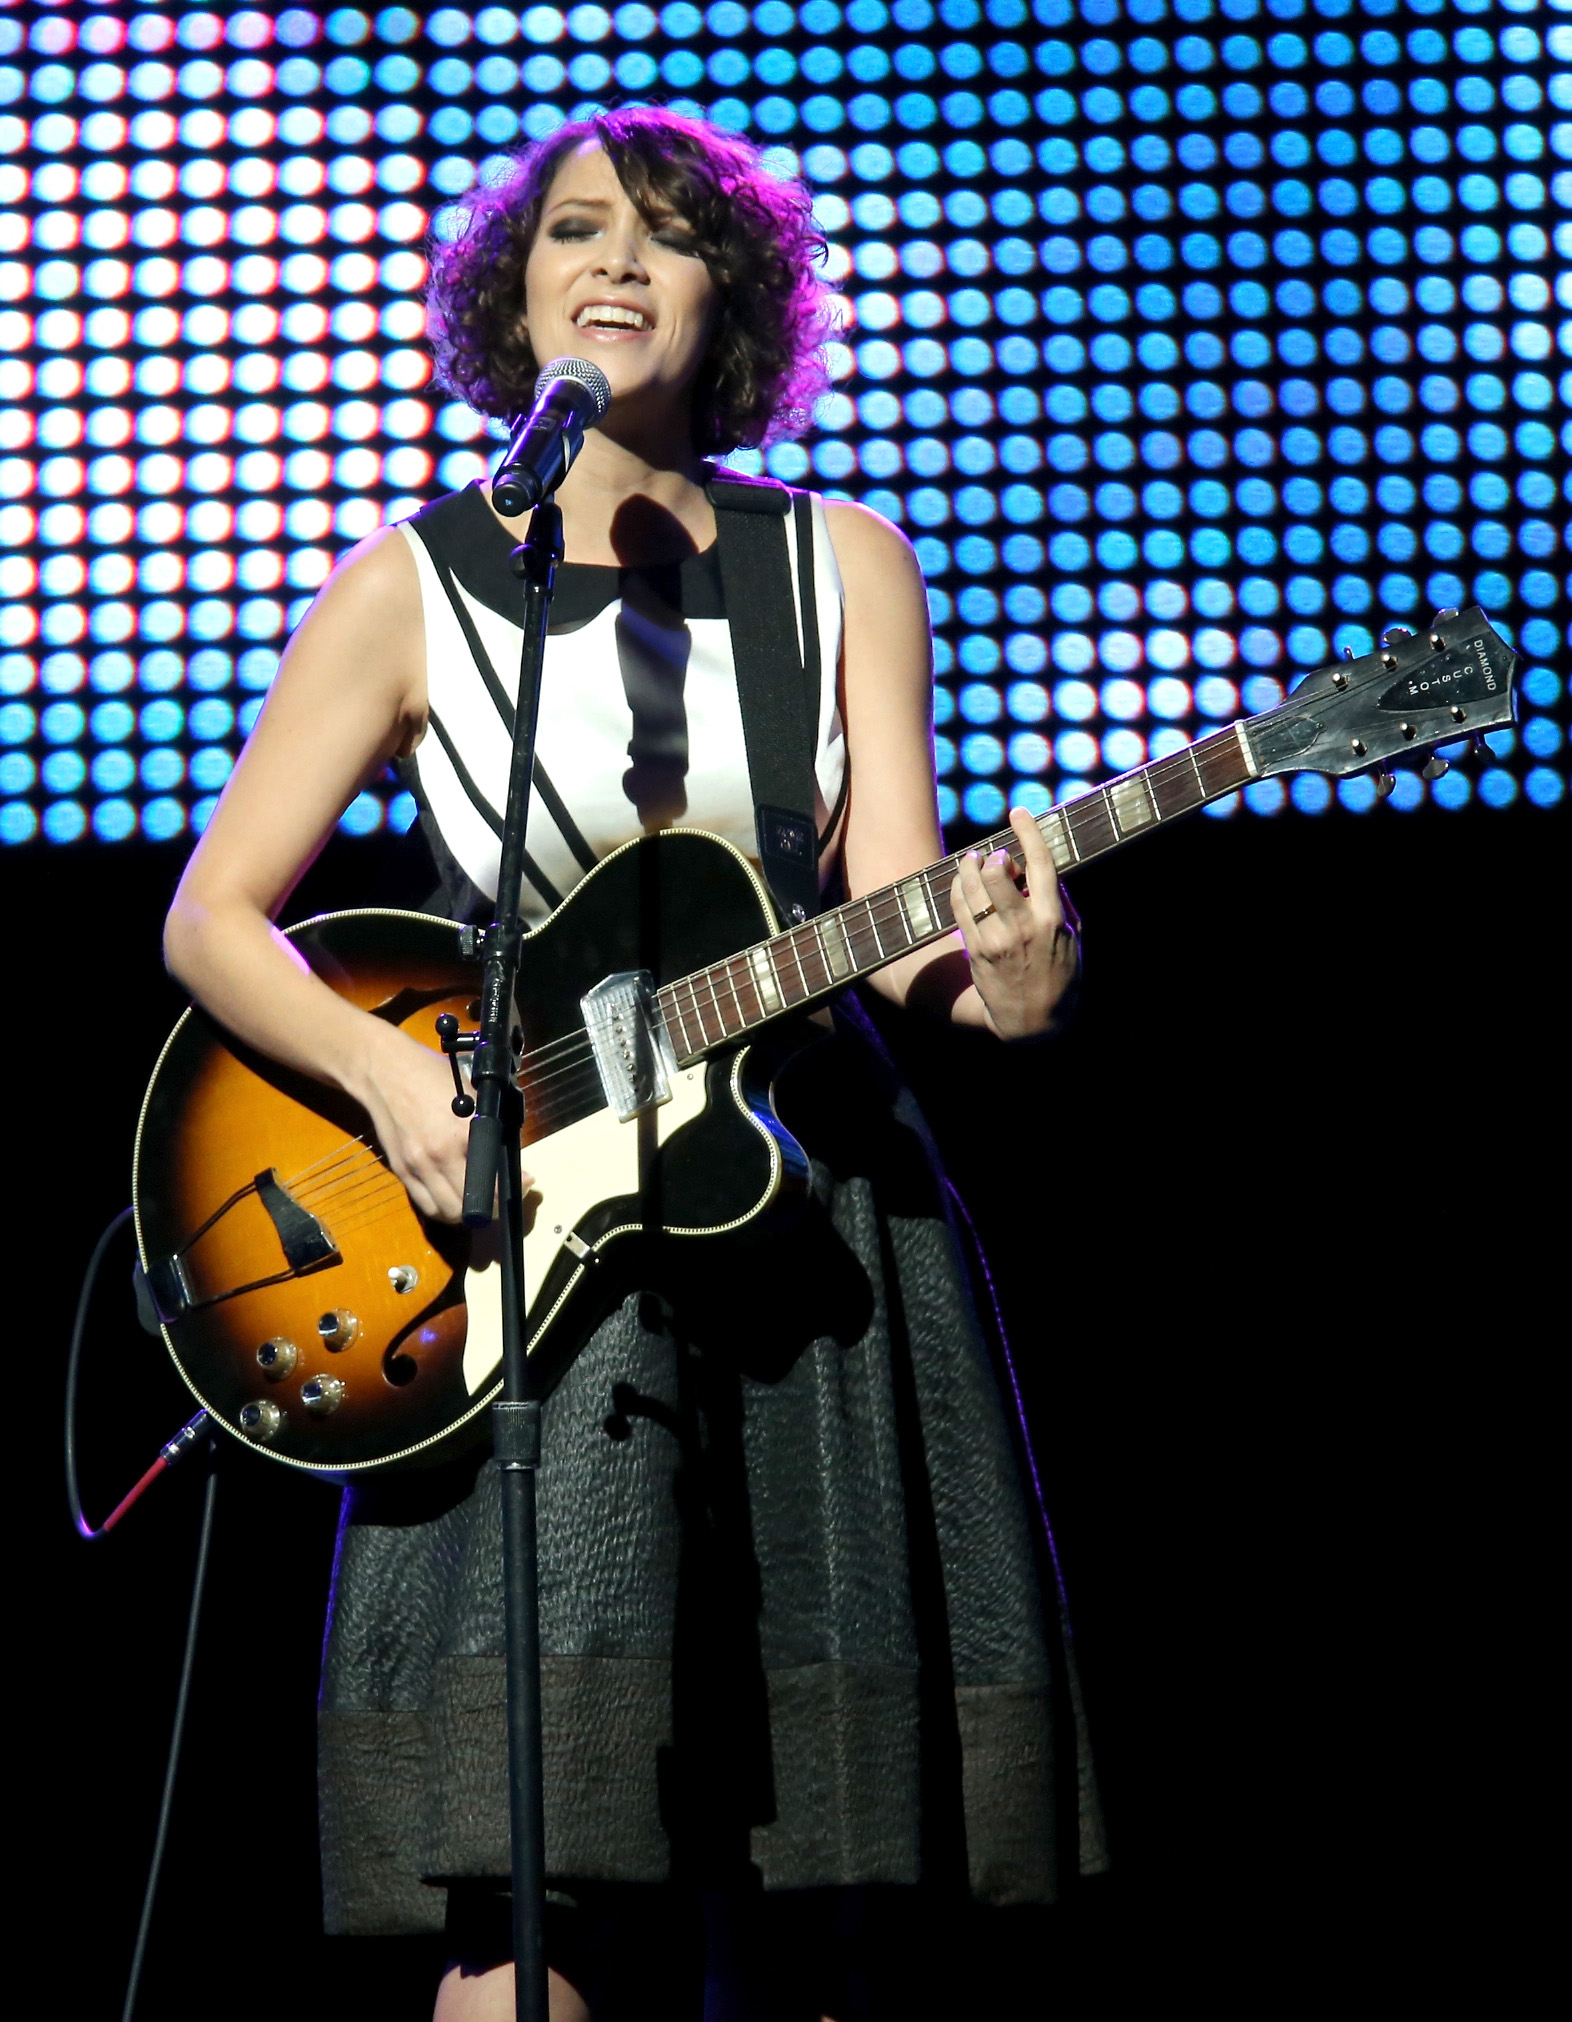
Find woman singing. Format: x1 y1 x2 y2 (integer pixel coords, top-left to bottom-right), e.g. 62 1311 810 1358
164 107 1094 2022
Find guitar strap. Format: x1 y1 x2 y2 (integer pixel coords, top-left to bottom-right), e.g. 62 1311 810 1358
706 469 822 925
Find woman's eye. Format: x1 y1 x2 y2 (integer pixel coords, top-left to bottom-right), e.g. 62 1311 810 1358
549 222 596 241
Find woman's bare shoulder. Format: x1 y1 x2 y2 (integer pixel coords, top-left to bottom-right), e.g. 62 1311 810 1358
312 519 422 622
822 497 927 627
274 521 425 713
822 496 922 574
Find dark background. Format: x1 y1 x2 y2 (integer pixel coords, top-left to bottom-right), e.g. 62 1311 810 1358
18 797 1559 2014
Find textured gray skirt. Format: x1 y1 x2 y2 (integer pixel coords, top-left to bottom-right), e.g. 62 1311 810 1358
317 1011 1105 1934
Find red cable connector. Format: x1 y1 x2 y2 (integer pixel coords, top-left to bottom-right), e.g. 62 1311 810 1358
75 1409 210 1541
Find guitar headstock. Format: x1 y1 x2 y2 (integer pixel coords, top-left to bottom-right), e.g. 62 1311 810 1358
1245 608 1519 780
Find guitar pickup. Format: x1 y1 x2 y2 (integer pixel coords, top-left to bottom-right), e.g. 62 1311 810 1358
580 970 678 1122
142 1169 341 1322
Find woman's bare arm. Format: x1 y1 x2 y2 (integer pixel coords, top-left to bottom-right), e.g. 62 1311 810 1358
162 528 482 1221
826 501 1079 1040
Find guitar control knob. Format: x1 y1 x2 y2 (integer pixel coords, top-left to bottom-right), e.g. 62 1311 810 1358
238 1399 284 1441
301 1375 346 1416
317 1310 359 1349
257 1337 297 1378
388 1266 419 1295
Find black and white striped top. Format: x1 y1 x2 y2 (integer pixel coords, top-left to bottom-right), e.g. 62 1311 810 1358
399 482 847 924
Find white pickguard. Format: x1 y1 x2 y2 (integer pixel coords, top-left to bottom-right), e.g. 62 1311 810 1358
459 1062 712 1395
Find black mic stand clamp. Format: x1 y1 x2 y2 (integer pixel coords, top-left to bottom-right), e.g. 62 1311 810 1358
443 496 564 2022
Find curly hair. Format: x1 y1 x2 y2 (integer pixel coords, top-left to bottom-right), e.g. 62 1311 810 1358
425 108 833 455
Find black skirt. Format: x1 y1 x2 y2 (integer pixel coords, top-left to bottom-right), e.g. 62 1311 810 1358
316 1006 1105 1934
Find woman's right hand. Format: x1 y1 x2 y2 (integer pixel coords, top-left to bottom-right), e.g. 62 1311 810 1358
347 1021 486 1225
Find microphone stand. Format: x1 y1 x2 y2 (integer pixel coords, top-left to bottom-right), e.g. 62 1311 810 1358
453 492 563 2022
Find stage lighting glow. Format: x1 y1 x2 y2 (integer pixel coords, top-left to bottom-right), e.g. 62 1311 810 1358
0 0 1565 847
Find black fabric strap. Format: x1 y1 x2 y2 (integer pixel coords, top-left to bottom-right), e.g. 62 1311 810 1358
708 471 821 925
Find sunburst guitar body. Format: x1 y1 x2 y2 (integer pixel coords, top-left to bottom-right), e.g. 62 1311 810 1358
133 832 807 1475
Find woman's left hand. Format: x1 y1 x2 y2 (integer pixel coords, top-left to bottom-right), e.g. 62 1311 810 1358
950 806 1081 1040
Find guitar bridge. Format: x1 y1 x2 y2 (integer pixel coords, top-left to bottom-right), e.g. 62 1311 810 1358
580 970 678 1122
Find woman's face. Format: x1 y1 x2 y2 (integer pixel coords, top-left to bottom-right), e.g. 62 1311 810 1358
521 141 720 427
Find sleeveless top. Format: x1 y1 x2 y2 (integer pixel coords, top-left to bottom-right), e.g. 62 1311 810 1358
397 481 848 924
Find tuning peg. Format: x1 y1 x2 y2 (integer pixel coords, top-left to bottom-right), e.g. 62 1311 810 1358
1473 735 1494 763
1373 770 1397 798
1342 646 1355 661
1421 755 1449 781
1379 625 1413 648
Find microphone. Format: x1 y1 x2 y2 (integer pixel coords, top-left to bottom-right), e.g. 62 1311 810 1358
491 356 613 516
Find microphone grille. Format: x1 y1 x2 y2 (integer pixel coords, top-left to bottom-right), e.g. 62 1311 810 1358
535 355 613 419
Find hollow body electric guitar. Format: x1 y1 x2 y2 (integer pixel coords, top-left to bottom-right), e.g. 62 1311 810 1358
135 610 1518 1474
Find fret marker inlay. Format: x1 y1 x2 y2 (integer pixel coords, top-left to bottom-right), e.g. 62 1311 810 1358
818 913 852 980
898 875 935 939
1110 772 1157 835
749 945 781 1016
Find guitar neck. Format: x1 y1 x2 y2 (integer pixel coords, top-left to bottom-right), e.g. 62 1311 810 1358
657 722 1256 1061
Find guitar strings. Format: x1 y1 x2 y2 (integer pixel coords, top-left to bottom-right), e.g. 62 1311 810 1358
295 1165 402 1217
293 1140 390 1197
277 746 1239 1217
289 1144 388 1203
375 810 1061 1088
279 1133 375 1191
314 737 1231 1112
656 737 1240 1051
271 850 1002 1221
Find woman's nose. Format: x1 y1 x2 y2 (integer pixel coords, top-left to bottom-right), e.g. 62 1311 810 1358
594 233 649 281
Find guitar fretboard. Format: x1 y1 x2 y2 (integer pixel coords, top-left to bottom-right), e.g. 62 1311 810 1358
656 723 1254 1061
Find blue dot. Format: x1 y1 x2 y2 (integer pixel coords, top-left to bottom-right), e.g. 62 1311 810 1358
1429 770 1471 812
1290 775 1332 816
43 801 88 844
963 782 1006 825
1336 777 1377 815
92 799 138 843
143 798 187 842
338 791 385 836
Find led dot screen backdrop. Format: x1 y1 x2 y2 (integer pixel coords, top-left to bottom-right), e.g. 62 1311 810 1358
0 0 1566 847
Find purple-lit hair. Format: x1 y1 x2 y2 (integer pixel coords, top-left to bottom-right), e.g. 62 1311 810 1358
425 106 833 454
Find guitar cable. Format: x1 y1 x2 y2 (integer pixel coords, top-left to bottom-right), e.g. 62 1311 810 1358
64 1203 219 2022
